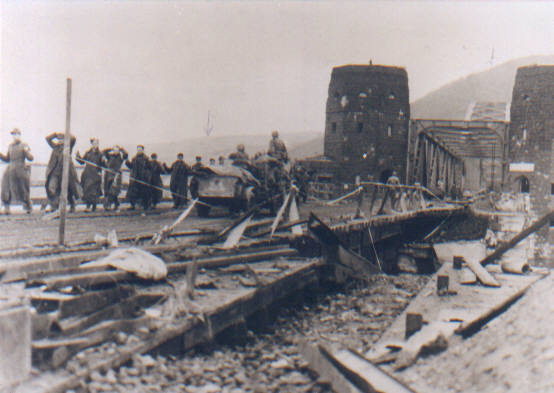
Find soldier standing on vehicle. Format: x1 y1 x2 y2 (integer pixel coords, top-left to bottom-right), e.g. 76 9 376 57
229 144 249 168
44 132 80 212
76 138 103 212
218 156 225 166
229 144 249 162
268 130 288 164
149 153 164 209
125 145 151 211
102 145 128 211
164 152 189 209
0 128 34 214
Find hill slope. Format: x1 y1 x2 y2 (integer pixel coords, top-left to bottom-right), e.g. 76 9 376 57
411 55 554 120
147 131 323 163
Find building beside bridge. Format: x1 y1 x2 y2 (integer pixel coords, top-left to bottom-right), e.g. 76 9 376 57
302 62 553 222
320 64 411 184
507 65 554 217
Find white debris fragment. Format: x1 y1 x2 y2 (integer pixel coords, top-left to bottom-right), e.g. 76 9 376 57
84 247 168 280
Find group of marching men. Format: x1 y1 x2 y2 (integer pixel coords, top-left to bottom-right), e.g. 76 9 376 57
0 128 290 215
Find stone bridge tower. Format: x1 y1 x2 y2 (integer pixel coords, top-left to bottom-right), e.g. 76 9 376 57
323 64 410 183
508 65 554 216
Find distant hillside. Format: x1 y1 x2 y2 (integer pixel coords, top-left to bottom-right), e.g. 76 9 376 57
288 135 324 159
411 55 554 120
147 131 323 163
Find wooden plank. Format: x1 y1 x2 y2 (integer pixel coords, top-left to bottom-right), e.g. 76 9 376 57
308 213 380 282
454 270 548 336
367 250 547 370
222 213 253 249
16 260 321 393
29 247 297 290
480 210 554 266
151 199 197 245
31 286 134 318
298 340 362 393
30 270 135 291
1 242 187 283
465 257 500 287
167 247 298 274
52 293 163 337
319 344 416 392
0 250 110 283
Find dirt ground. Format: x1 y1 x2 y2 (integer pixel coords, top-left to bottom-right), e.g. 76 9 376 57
396 272 554 393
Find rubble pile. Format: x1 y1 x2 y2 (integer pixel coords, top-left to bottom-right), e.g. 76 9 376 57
68 274 427 393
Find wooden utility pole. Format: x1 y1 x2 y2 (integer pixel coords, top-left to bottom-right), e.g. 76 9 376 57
58 78 72 246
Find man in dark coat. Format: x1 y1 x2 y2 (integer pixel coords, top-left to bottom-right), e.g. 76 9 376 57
189 156 204 199
125 145 151 210
76 138 103 212
102 145 128 211
0 128 34 214
163 152 189 209
45 132 80 212
149 153 164 209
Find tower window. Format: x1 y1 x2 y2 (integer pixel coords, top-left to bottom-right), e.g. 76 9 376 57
522 128 527 141
551 183 554 195
357 123 363 133
387 124 393 137
331 122 337 133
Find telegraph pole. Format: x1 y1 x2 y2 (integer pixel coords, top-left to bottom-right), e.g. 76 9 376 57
58 78 72 245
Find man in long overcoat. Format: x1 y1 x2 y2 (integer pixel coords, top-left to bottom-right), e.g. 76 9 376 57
125 145 151 210
45 132 80 212
164 152 189 209
76 138 103 212
0 128 34 214
102 145 128 211
149 153 164 209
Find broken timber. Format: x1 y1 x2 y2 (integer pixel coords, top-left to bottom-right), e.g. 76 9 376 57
27 247 298 290
309 213 380 282
367 253 549 371
14 259 321 393
480 209 554 266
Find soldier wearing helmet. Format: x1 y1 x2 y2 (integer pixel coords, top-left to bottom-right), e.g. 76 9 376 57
229 143 249 165
268 130 288 164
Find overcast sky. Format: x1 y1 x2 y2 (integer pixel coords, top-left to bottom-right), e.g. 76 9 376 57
1 1 553 160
